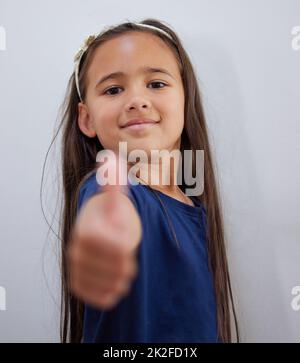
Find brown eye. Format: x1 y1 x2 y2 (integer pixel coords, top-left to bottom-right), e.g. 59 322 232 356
149 81 167 89
104 87 122 96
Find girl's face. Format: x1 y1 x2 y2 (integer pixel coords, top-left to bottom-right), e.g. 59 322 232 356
78 31 185 157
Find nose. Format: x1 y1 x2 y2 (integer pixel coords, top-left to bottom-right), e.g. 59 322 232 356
125 96 151 112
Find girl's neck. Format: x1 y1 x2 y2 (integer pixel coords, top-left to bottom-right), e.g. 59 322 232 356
127 159 195 207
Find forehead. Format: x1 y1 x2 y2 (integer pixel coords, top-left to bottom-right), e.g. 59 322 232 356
87 31 181 83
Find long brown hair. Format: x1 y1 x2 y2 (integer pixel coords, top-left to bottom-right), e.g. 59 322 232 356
45 18 239 343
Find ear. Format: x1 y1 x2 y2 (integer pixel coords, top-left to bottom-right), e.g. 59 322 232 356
77 102 97 138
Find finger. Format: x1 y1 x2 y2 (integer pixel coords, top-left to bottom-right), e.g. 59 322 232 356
70 272 128 310
71 268 131 297
70 245 138 281
73 200 131 251
71 221 132 261
71 279 120 310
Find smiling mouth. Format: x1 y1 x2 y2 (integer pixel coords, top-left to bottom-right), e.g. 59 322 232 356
121 118 160 127
122 122 159 131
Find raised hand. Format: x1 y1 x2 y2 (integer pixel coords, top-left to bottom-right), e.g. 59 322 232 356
68 153 142 309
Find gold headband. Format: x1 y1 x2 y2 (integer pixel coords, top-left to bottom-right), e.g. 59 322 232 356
74 22 174 102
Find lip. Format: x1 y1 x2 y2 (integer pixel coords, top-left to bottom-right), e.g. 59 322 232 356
121 118 159 128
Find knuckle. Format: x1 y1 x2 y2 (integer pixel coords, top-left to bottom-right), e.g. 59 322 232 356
101 282 117 296
113 279 128 295
115 259 130 278
115 243 130 259
97 293 118 309
119 280 131 296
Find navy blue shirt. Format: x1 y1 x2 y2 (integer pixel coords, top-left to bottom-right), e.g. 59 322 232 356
77 171 219 343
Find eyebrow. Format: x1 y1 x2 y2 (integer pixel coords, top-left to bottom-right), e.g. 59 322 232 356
95 67 175 89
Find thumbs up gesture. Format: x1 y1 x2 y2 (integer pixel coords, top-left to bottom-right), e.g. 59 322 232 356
67 153 142 309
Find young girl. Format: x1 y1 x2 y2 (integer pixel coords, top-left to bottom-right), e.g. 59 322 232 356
58 18 239 343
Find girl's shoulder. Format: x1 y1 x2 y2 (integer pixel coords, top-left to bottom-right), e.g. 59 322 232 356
77 170 100 212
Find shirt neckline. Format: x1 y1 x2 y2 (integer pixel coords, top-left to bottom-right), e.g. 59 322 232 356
138 184 205 216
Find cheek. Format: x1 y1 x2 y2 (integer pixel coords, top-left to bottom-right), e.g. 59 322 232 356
163 99 185 130
165 89 185 117
95 104 117 126
93 102 120 130
91 108 120 149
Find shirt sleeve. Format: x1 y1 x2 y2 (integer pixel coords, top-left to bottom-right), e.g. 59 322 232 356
77 173 101 215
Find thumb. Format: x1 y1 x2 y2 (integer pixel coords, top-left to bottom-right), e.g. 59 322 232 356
96 149 128 214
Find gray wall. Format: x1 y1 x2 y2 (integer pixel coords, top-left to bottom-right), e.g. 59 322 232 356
0 0 299 342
